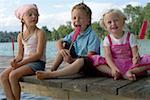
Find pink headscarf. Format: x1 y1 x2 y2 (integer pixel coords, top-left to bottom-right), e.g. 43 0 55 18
15 4 39 20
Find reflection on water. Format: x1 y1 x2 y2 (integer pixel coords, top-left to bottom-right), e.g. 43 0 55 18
0 88 52 100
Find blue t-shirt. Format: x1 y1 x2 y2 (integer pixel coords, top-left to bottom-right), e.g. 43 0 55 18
64 26 100 56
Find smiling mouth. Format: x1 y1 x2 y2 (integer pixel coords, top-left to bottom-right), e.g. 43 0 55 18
75 25 81 27
111 26 118 30
32 20 36 22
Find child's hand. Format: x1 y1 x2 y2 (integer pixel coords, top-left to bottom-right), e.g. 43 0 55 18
60 49 74 63
111 67 120 80
10 59 16 66
10 59 21 69
132 55 140 65
10 59 17 69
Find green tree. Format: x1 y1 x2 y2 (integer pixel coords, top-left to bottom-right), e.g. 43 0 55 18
92 22 106 39
42 26 51 40
143 3 150 21
51 28 59 40
124 4 143 35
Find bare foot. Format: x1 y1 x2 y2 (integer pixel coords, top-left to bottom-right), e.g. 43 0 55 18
124 71 136 81
36 71 53 80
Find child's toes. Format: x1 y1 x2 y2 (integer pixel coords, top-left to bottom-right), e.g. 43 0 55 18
128 73 136 81
129 74 136 81
125 71 136 81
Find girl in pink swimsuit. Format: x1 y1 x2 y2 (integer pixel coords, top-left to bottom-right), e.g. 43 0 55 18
89 9 150 80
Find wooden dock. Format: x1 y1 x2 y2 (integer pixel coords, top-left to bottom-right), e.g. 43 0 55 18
0 56 150 100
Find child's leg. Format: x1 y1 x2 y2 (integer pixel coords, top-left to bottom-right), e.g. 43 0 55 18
51 41 76 71
96 64 112 76
9 66 34 100
131 65 150 73
36 58 84 79
124 66 150 81
51 52 63 71
0 67 15 100
96 65 122 80
123 71 136 81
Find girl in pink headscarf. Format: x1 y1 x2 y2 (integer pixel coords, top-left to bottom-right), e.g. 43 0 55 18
0 4 46 100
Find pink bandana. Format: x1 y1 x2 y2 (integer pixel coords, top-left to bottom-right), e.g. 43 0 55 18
15 4 39 20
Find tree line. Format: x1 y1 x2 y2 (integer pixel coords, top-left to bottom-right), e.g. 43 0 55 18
0 3 150 42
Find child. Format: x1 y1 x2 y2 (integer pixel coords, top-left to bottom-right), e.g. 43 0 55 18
89 9 150 80
0 4 46 100
36 3 100 79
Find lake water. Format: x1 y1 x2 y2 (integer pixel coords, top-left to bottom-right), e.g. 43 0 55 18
0 40 150 99
0 88 53 100
1 40 150 58
0 41 57 59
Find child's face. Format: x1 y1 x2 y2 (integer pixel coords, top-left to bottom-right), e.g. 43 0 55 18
71 9 90 32
22 8 39 27
103 12 125 35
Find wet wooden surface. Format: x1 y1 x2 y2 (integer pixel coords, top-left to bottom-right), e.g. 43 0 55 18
0 56 150 99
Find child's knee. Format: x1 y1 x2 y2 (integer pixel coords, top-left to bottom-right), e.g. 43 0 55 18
0 72 8 83
9 71 20 82
77 58 84 64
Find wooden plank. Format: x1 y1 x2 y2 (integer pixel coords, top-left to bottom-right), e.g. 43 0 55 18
20 82 69 99
21 75 70 88
69 91 136 100
62 77 106 92
21 73 84 88
45 74 84 88
57 73 84 79
20 82 136 100
87 78 133 95
118 76 150 99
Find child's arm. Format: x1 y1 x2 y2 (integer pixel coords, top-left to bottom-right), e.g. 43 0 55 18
11 33 24 68
131 45 140 65
14 33 24 62
104 46 120 79
56 39 66 51
130 34 140 65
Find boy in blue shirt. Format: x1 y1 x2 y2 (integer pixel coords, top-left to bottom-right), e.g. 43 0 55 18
36 3 100 79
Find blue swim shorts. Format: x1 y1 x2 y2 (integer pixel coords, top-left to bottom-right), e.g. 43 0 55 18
26 60 46 72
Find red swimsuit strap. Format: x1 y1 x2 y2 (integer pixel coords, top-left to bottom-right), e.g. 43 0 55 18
126 32 130 43
107 34 112 46
108 32 131 45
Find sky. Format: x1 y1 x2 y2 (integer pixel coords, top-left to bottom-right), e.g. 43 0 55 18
0 0 150 32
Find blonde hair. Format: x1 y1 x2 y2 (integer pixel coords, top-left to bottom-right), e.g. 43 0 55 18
72 3 92 25
100 9 127 30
